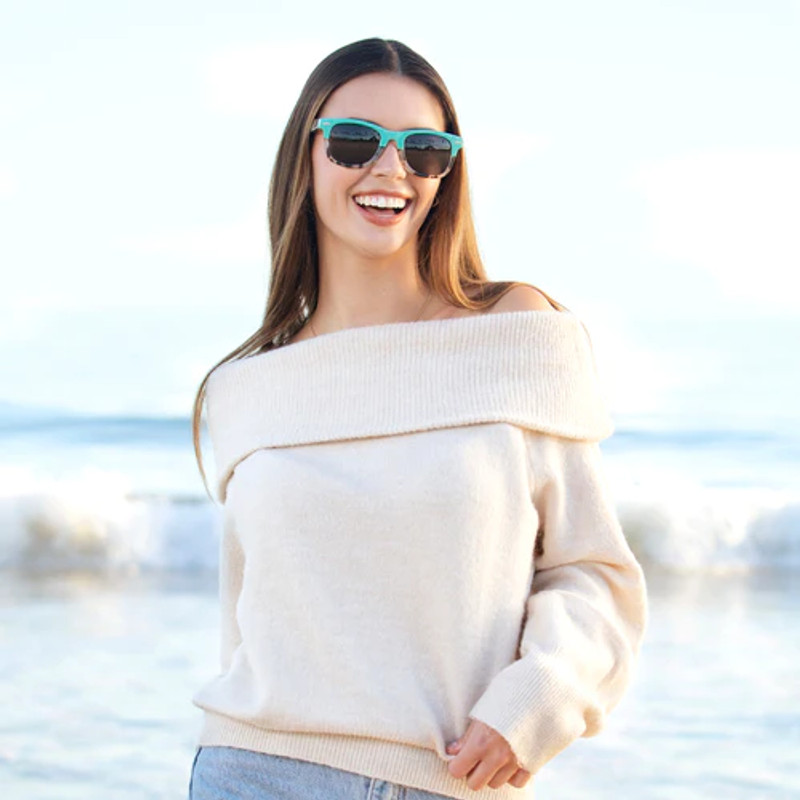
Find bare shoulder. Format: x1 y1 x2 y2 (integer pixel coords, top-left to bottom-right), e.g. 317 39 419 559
488 285 557 314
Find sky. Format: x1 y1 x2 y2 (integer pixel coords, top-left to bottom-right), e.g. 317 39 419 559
1 0 798 431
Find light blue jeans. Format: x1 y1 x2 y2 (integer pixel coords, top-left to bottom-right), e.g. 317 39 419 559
188 746 461 800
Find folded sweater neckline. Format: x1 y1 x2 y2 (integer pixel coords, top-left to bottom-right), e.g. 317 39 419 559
280 308 566 350
204 309 613 502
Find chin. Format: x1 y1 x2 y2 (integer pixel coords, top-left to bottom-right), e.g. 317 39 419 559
350 232 417 261
361 242 415 261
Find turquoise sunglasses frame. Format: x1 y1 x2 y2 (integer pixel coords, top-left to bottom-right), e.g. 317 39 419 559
311 117 464 179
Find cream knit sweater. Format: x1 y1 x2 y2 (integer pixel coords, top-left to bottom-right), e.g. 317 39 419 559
191 309 648 799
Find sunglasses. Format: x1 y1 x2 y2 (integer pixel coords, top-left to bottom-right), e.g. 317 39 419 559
312 118 463 179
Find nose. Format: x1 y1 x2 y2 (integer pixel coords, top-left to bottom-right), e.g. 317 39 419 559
370 141 407 178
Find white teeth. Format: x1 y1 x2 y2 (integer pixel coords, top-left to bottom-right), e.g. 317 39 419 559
354 195 408 210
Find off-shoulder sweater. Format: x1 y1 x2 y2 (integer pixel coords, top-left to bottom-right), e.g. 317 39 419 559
190 309 648 800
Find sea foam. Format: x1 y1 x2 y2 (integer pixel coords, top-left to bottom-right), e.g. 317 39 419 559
0 464 797 576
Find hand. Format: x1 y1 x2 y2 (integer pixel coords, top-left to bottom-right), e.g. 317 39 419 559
446 718 533 791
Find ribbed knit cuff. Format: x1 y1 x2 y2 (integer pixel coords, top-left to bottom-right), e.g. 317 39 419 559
467 650 591 775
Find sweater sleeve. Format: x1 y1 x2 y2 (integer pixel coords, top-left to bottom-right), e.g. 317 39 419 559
466 433 648 775
217 506 245 674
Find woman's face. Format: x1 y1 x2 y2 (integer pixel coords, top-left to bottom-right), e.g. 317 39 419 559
310 72 446 265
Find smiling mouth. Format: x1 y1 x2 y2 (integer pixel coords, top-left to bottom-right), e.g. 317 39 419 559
353 195 409 215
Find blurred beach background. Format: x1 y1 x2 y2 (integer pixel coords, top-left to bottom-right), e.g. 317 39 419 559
1 1 798 798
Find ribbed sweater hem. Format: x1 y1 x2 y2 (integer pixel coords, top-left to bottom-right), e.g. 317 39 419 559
196 711 534 799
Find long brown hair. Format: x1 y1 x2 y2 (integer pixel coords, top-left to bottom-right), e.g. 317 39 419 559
191 37 564 499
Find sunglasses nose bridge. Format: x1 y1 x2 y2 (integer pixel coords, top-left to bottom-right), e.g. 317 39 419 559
369 137 407 175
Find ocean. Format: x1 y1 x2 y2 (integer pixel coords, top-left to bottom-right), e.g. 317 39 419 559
1 407 798 798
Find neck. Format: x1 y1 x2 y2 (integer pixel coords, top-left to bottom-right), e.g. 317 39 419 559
311 244 432 333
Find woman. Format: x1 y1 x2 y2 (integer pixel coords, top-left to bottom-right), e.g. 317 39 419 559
187 37 647 800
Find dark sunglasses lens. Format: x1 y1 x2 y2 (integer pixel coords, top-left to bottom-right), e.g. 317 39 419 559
328 123 380 166
404 133 452 177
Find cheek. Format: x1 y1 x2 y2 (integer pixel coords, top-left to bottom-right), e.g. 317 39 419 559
413 180 441 217
311 153 347 221
310 144 327 207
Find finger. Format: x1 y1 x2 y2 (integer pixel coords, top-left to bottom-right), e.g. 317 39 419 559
509 768 533 788
446 747 480 780
488 760 520 789
446 722 483 778
465 757 510 792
